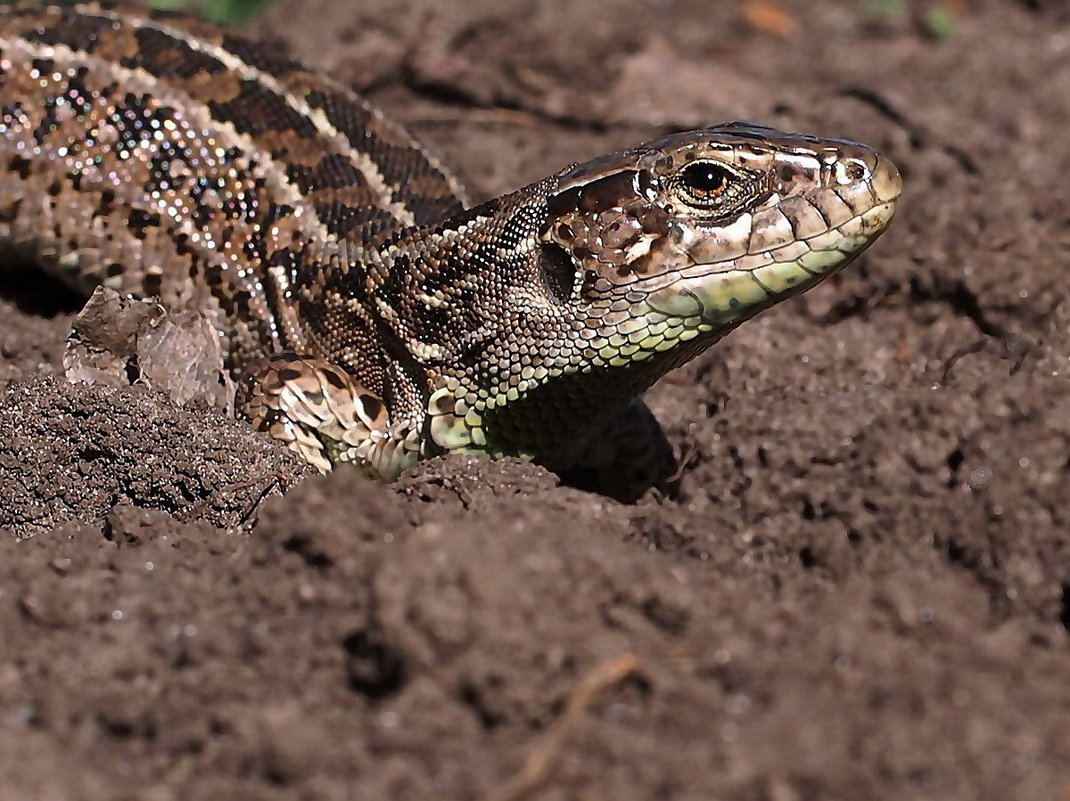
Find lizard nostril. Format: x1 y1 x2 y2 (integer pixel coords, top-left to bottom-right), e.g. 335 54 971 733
836 157 871 185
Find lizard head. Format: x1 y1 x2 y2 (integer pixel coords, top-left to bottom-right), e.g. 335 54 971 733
539 122 901 353
425 123 901 466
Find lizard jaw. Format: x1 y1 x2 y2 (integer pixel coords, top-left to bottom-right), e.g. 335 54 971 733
640 186 901 345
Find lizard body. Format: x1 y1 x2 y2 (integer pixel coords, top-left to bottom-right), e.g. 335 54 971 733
0 2 902 497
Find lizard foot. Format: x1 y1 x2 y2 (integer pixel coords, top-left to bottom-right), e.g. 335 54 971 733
236 354 419 480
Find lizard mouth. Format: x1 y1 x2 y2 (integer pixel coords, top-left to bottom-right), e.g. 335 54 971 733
640 152 901 335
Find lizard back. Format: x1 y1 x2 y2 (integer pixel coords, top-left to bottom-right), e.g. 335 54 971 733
0 1 465 375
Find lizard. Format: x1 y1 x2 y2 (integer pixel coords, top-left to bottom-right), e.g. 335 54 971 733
0 1 902 499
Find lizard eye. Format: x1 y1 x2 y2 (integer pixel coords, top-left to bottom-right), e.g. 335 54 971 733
674 161 734 207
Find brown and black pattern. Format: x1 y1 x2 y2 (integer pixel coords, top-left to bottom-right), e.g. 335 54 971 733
0 3 901 496
0 0 465 372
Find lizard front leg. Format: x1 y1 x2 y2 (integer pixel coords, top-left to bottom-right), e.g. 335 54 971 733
237 355 422 481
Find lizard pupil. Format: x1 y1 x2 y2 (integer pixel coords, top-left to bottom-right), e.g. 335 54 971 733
681 162 730 197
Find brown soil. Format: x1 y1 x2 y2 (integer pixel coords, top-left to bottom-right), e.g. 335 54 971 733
1 1 1068 799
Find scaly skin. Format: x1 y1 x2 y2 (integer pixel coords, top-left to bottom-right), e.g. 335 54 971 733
0 4 902 497
246 124 901 496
